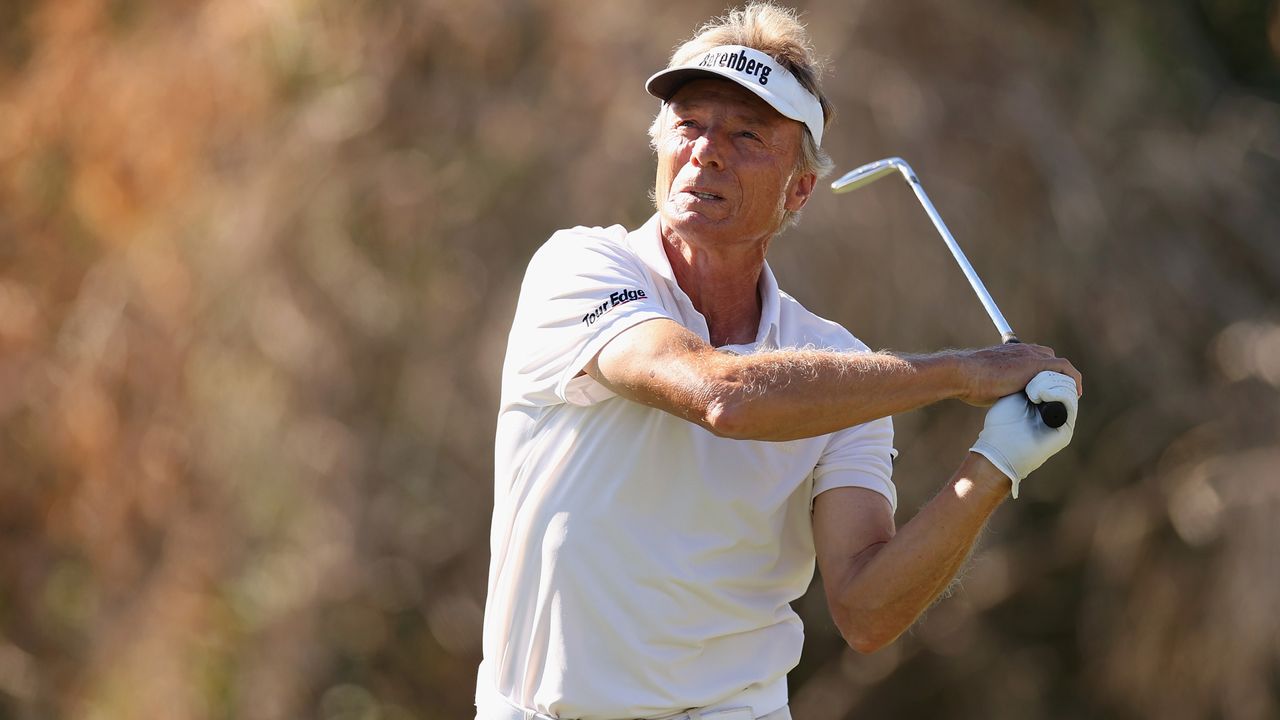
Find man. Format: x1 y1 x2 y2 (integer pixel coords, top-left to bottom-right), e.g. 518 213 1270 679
476 4 1082 719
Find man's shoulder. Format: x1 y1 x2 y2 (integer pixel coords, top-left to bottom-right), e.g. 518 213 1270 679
539 223 632 253
776 289 871 353
524 222 636 271
516 222 653 306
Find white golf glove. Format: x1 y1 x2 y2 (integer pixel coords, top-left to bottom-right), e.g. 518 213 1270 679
970 370 1079 498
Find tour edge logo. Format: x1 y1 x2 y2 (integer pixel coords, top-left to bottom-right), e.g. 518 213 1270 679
583 288 646 327
697 49 772 85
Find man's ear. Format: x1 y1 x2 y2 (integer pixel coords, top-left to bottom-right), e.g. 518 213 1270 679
785 171 817 212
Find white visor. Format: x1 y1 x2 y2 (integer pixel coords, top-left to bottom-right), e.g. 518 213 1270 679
645 44 825 146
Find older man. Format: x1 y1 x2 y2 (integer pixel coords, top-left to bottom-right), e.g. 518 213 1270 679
476 4 1082 720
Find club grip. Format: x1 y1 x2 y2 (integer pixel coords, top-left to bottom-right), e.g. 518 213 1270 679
1037 400 1068 429
1003 337 1068 429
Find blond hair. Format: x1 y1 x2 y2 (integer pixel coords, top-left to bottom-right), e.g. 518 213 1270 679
649 3 836 227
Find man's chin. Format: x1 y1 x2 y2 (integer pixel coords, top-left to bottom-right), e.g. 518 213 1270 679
660 204 728 230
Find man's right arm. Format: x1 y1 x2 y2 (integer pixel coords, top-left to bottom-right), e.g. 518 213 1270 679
585 318 1081 442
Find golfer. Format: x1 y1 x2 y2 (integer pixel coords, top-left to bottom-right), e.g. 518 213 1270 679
476 4 1082 719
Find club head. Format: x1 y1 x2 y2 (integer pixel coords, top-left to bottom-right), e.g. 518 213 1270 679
831 156 914 193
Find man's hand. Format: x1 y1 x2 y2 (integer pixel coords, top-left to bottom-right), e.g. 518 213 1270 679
969 370 1079 498
953 344 1082 406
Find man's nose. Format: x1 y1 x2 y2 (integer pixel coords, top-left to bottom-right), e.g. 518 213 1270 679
690 133 724 170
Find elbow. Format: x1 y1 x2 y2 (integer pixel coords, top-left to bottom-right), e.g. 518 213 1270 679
702 394 757 440
831 606 898 655
844 628 893 655
694 364 778 440
700 378 776 440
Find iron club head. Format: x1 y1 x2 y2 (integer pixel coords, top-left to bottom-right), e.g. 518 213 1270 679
830 156 915 193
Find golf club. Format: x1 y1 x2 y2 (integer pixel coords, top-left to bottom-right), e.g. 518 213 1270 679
831 157 1068 429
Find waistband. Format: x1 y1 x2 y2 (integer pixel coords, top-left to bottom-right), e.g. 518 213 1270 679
475 674 788 720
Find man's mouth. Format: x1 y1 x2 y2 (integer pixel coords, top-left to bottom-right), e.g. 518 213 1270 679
684 190 723 201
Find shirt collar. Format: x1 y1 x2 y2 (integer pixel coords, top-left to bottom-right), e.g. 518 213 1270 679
756 258 781 349
629 214 781 350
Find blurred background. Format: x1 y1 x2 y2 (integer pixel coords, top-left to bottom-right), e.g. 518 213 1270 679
1 0 1278 718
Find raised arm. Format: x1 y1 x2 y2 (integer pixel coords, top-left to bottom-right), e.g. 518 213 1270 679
585 317 1079 442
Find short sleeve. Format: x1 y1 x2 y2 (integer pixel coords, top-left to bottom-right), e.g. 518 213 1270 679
503 226 673 407
811 415 897 511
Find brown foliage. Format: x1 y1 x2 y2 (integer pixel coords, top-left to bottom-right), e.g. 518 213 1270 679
0 1 1276 718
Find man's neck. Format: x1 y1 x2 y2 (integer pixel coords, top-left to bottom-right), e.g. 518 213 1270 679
661 224 768 347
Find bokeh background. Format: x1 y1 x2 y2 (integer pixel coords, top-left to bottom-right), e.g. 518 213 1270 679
1 0 1278 718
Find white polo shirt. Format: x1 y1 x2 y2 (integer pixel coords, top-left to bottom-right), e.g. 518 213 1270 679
477 214 896 720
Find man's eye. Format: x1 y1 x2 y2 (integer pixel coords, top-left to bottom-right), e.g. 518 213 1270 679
740 131 761 141
676 119 698 129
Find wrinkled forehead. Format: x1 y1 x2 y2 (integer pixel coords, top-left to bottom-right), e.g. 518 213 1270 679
665 79 801 132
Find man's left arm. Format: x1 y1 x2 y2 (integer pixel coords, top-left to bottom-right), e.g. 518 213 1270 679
814 371 1079 653
813 455 1009 653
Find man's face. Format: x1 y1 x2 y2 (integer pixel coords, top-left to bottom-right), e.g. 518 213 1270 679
654 79 816 248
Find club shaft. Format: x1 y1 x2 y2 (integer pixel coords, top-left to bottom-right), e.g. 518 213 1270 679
899 169 1017 341
831 157 1066 428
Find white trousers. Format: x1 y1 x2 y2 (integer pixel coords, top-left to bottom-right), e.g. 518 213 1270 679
476 700 792 720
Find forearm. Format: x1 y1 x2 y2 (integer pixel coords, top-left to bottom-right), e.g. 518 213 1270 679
590 318 1075 441
704 349 965 441
828 453 1009 652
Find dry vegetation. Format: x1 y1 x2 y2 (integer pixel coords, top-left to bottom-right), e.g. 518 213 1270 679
0 1 1277 718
